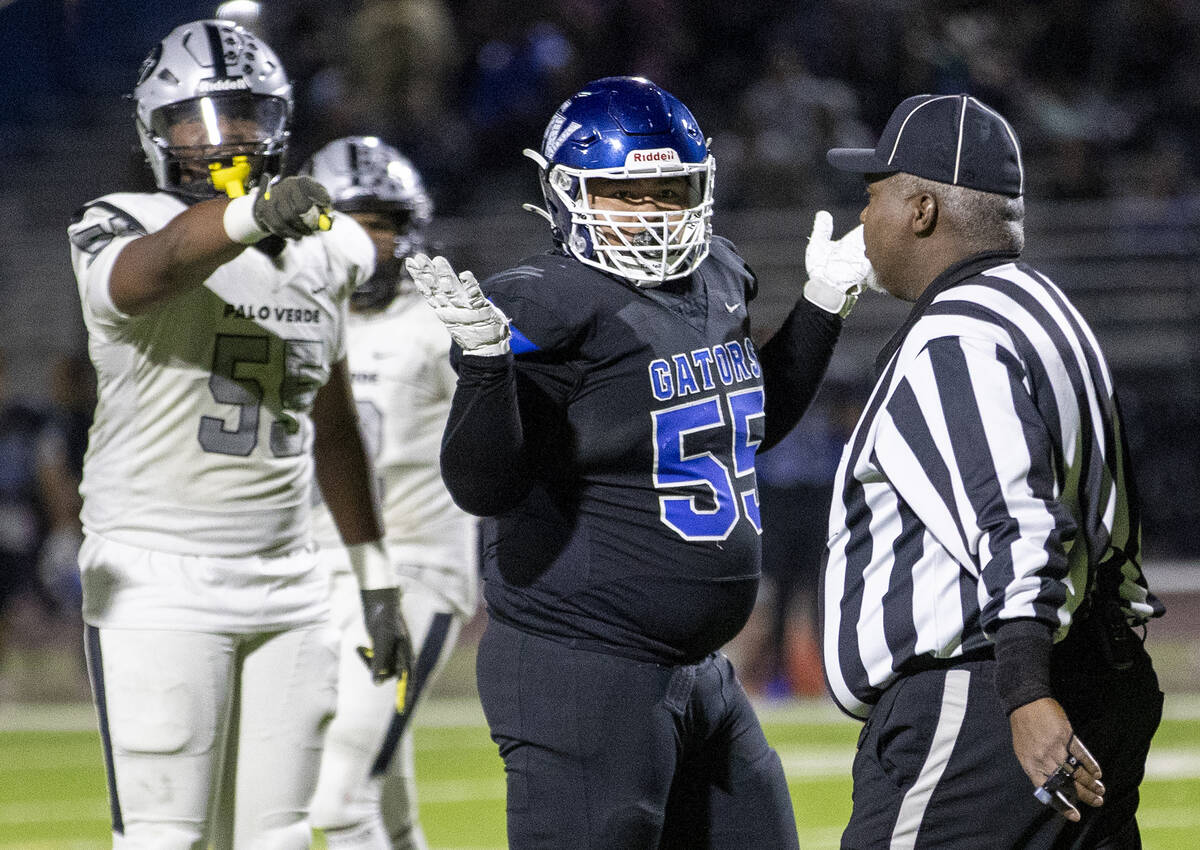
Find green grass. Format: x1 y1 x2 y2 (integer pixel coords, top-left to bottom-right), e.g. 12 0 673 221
1 696 1197 849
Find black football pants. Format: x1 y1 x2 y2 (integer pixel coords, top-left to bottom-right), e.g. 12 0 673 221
476 617 800 849
841 631 1162 849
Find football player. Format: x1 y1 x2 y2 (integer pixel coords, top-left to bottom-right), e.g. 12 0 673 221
406 76 875 848
300 137 478 850
67 21 411 849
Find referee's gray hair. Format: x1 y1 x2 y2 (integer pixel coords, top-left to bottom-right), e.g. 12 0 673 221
895 173 1025 253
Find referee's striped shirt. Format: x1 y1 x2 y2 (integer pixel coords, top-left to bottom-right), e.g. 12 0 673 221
821 251 1163 719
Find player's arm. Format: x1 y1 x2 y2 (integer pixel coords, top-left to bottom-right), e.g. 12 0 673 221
312 358 384 544
405 254 538 516
757 211 875 449
757 297 841 450
110 198 244 315
312 358 413 685
440 351 533 516
109 177 333 316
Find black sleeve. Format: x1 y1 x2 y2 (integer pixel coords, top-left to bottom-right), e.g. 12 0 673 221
439 352 533 517
993 618 1055 714
757 297 842 451
441 343 578 516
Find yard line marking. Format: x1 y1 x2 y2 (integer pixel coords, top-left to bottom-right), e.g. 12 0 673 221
794 826 845 849
408 777 506 804
0 797 107 824
1135 806 1200 829
6 693 1200 730
776 746 856 779
1144 748 1200 779
0 843 108 850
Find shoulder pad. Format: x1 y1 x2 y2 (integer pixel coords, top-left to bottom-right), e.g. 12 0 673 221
481 253 592 354
68 200 148 257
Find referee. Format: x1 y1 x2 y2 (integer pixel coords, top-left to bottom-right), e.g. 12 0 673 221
820 94 1165 848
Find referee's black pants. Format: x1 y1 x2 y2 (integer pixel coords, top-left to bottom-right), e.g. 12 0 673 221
476 616 799 849
842 626 1162 849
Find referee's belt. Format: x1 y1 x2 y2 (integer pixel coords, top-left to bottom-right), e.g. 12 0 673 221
898 645 995 675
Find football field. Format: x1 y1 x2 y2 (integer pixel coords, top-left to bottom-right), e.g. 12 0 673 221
2 695 1198 849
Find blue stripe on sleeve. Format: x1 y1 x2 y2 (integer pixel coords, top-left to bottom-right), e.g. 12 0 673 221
510 324 540 354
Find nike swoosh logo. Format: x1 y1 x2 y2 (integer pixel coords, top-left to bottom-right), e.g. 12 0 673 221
725 302 740 313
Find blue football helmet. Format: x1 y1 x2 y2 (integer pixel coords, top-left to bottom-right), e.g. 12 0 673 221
300 136 433 310
523 76 714 286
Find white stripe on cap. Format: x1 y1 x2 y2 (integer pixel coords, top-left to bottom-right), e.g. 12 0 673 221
953 96 967 185
887 95 958 166
969 96 1025 195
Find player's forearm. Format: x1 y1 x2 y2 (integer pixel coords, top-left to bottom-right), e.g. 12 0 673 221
109 198 246 315
440 353 533 516
314 428 385 545
312 360 385 544
757 297 841 450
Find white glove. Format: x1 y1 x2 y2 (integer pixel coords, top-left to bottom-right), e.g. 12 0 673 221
404 253 511 356
803 210 878 317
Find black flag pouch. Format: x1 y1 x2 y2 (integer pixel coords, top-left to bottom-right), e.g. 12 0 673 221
1087 557 1138 672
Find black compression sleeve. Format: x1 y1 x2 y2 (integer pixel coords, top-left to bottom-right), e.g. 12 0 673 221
757 297 842 450
439 352 532 516
993 619 1055 714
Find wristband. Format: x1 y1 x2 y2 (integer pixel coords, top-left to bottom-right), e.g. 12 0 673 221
347 539 397 591
803 277 857 317
464 338 512 357
222 191 269 245
993 620 1054 714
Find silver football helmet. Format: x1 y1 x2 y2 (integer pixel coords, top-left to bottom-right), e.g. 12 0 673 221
133 19 292 198
300 136 433 309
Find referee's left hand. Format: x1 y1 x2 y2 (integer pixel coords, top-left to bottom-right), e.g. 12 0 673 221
1009 697 1105 821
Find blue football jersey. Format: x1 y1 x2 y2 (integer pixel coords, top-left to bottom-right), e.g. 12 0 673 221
443 238 839 663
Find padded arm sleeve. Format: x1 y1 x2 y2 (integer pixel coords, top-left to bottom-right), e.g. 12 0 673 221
439 352 532 516
757 297 842 450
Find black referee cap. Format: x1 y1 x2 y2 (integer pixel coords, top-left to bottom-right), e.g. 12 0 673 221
827 94 1024 197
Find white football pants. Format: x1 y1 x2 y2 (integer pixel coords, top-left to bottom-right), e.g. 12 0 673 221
86 622 339 850
311 572 464 850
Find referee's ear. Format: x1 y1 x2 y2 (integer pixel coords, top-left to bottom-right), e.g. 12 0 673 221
911 192 938 237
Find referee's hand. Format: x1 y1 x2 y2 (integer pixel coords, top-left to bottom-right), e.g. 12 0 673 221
1009 697 1104 821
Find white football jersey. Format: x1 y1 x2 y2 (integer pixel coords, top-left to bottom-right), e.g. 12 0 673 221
311 292 478 615
69 191 375 559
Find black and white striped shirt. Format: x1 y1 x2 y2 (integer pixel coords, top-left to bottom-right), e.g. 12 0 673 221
822 252 1162 719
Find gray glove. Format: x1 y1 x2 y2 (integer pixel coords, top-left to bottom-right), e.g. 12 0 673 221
803 210 878 317
356 587 414 690
405 253 511 356
252 176 333 240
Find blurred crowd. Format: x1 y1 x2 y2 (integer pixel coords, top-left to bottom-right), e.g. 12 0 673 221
0 0 1197 700
1 0 1198 213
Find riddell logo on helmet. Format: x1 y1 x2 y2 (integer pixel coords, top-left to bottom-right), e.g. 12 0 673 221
626 148 680 166
198 78 251 93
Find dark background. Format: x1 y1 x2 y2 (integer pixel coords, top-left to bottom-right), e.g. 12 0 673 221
0 0 1196 565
